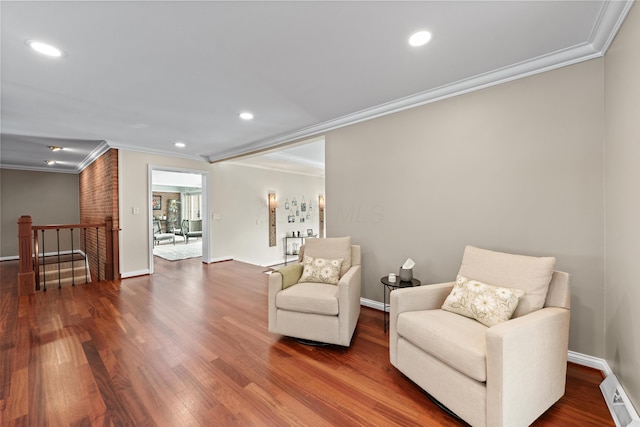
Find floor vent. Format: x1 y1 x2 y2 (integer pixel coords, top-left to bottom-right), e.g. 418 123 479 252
600 375 640 427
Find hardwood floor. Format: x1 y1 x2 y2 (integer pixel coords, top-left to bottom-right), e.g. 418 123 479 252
1 258 614 426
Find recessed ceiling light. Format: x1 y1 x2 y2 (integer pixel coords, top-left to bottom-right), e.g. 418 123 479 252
408 31 432 47
27 40 64 57
45 160 56 165
239 112 254 120
49 145 63 151
174 142 186 148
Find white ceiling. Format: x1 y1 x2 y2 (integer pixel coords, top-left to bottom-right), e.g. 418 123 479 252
0 1 633 174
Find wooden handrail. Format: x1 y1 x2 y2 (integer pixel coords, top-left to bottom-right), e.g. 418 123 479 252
17 215 119 293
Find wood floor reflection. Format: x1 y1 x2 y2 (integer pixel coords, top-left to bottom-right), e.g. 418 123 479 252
0 258 614 426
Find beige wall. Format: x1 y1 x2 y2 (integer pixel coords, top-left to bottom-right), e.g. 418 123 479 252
0 169 80 258
604 2 640 411
325 59 606 357
210 162 324 266
118 150 210 276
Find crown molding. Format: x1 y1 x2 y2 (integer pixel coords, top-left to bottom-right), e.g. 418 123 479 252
206 0 634 163
76 140 111 172
107 141 210 163
590 0 635 54
0 163 80 174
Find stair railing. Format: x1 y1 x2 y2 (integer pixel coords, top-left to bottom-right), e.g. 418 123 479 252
16 215 119 294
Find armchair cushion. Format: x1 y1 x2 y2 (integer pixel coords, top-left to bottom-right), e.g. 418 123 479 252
274 264 303 289
275 282 339 315
299 256 343 285
458 246 555 317
304 237 352 277
442 275 525 327
397 309 489 382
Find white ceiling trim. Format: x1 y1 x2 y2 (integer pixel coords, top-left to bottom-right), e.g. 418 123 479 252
0 163 80 174
206 0 634 163
108 141 210 163
76 140 111 172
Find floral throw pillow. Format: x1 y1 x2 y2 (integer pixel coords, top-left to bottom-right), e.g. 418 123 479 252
299 256 343 285
442 275 525 327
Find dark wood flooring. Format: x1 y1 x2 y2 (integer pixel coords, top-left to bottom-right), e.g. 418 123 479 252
0 258 614 426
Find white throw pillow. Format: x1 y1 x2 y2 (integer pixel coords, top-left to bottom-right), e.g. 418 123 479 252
299 256 343 285
442 275 525 327
304 237 352 277
458 246 555 317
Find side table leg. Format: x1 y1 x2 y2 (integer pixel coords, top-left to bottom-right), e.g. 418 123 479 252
384 285 388 332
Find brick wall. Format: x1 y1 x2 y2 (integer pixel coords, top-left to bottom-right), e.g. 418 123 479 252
79 148 119 280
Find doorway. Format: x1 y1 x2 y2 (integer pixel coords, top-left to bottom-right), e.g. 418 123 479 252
149 166 209 273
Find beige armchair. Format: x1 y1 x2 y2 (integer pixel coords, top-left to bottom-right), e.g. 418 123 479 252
268 237 361 346
390 246 571 427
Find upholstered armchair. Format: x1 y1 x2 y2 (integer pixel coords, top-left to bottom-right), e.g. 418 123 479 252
176 219 203 243
268 237 361 346
153 220 175 245
390 246 571 427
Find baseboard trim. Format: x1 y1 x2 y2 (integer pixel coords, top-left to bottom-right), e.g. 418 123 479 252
121 269 150 278
205 257 233 264
361 297 384 311
568 350 613 376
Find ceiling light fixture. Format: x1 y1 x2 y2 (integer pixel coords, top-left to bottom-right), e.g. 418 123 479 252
49 145 63 151
408 30 432 47
27 40 65 57
45 160 56 165
239 112 254 120
174 142 186 148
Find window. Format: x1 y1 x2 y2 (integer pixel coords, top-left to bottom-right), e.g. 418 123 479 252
184 193 201 220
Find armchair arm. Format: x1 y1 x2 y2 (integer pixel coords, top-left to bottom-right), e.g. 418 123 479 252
337 264 362 346
268 265 302 333
486 307 570 427
267 271 283 333
275 263 303 289
390 282 455 314
389 282 455 365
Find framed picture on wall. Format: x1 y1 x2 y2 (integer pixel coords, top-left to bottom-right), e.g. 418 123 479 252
152 195 162 210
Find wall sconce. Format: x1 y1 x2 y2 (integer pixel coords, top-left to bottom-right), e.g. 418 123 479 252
318 195 325 238
268 193 277 247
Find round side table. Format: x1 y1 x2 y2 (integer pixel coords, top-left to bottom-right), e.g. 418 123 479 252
380 276 421 332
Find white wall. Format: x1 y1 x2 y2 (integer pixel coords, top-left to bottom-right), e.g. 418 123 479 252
325 58 606 357
210 162 324 266
604 2 640 411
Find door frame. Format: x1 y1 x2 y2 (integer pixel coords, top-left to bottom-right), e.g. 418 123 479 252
148 165 210 273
